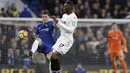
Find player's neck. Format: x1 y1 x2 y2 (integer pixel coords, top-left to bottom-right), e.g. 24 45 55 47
67 11 73 15
112 29 118 32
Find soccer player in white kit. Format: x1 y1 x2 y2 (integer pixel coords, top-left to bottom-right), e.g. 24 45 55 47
47 1 77 73
52 3 77 56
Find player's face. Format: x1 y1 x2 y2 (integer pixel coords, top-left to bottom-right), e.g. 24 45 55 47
63 3 69 13
42 14 49 23
112 24 118 30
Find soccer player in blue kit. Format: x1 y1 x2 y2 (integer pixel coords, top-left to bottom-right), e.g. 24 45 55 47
28 10 60 73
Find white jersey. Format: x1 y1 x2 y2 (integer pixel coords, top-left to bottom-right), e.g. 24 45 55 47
52 13 77 55
57 13 77 41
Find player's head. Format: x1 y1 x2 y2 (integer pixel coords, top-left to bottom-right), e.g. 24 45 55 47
111 23 118 30
63 1 74 14
41 10 50 23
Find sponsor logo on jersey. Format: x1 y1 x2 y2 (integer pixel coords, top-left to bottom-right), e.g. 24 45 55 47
40 28 49 31
112 36 119 40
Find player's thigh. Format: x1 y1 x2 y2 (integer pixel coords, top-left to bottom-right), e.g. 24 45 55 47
116 50 124 60
52 38 62 51
109 52 117 61
52 37 73 55
37 44 52 55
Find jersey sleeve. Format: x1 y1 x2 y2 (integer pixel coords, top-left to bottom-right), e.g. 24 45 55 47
61 14 67 24
48 21 54 30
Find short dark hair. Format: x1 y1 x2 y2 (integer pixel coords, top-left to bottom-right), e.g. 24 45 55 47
42 10 50 16
66 0 74 7
111 22 116 26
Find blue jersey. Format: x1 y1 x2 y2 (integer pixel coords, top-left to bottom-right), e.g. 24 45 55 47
35 21 55 45
34 21 55 54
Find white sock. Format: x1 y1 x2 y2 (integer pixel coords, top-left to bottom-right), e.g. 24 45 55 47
49 62 52 73
31 39 39 53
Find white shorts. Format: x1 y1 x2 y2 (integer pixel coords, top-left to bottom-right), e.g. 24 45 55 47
52 37 73 55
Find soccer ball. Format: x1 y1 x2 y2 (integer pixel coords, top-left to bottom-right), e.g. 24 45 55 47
18 30 28 39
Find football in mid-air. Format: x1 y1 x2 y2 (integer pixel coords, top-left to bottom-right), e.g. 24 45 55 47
18 30 28 39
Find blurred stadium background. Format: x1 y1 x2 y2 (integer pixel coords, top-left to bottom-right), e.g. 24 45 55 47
0 0 130 73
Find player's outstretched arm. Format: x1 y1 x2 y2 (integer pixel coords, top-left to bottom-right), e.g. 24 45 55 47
50 15 58 27
28 25 38 39
58 20 75 33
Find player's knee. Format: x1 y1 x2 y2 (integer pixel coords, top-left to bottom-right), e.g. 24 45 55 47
51 52 61 59
36 38 42 45
51 54 59 59
51 59 60 71
119 56 124 60
111 58 115 62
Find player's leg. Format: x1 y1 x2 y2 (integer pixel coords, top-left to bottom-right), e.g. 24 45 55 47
111 58 117 73
46 51 61 59
40 45 60 73
120 59 128 73
51 37 73 59
29 38 42 58
51 58 61 73
51 51 62 59
47 37 72 73
117 51 128 73
109 52 117 73
46 51 61 73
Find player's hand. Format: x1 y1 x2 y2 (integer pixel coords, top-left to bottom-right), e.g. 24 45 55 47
51 15 58 23
50 15 58 27
51 15 57 21
28 25 34 33
123 49 128 54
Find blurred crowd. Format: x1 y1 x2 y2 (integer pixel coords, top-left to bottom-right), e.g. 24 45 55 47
0 24 32 68
0 3 32 17
0 0 130 73
43 0 130 18
1 0 130 18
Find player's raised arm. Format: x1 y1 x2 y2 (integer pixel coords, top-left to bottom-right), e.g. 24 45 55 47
58 20 76 33
28 25 38 39
50 15 58 27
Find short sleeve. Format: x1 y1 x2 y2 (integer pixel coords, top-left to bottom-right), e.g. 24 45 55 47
48 21 54 30
60 14 68 24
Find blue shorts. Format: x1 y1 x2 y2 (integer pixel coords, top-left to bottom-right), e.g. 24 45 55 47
37 43 53 55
